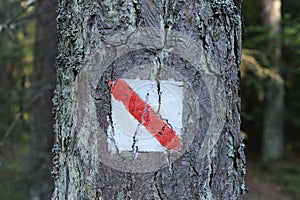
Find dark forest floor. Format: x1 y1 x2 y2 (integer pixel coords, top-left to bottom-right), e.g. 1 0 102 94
242 155 300 200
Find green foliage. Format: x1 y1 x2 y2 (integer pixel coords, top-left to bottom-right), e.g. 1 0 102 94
262 162 300 199
0 1 35 199
281 15 300 154
243 26 271 50
241 49 283 101
0 159 29 199
242 0 300 156
283 19 300 52
242 0 262 26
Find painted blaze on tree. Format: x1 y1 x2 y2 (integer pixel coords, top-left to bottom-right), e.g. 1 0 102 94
108 78 182 152
53 0 246 199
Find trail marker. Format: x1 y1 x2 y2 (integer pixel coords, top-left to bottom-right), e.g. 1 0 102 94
108 78 183 153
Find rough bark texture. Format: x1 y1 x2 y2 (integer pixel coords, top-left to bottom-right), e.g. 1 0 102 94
261 0 284 161
53 0 246 199
30 0 57 199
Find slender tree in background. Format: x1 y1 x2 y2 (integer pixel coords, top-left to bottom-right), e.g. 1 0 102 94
261 0 285 161
0 0 10 134
53 0 246 199
30 0 57 198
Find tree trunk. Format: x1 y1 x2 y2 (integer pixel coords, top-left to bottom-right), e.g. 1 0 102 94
261 0 285 161
53 0 246 199
0 0 11 137
30 0 57 199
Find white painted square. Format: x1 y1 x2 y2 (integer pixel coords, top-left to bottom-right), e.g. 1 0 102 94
107 79 183 153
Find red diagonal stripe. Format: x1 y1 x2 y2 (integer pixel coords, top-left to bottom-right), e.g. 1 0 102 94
109 79 181 152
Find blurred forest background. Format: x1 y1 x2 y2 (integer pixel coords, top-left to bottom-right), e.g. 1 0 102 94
0 0 299 199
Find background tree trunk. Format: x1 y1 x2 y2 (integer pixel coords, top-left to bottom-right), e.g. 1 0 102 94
0 0 11 139
53 0 246 199
261 0 285 161
30 0 57 199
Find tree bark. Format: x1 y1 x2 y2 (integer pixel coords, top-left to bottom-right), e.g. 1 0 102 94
53 0 246 199
30 0 57 199
261 0 285 161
